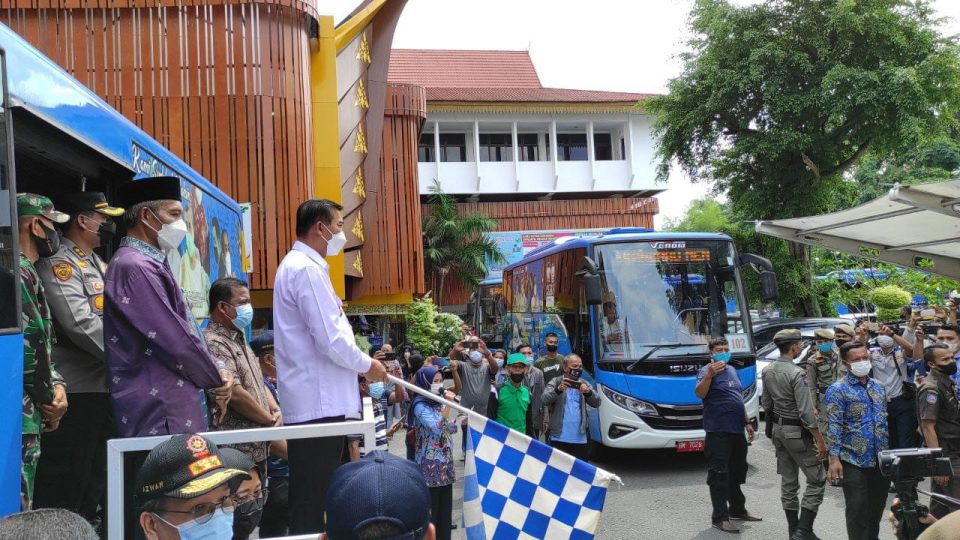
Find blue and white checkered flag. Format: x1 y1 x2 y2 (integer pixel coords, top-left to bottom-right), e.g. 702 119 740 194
462 413 621 539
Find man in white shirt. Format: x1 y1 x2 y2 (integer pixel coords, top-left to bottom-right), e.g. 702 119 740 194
273 199 387 534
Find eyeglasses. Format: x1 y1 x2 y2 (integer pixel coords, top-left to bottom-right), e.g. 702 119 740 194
232 487 269 515
154 494 234 525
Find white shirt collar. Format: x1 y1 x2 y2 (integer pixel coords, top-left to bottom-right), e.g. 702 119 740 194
292 240 328 269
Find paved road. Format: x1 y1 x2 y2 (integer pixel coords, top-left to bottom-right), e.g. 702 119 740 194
418 432 900 540
593 436 898 539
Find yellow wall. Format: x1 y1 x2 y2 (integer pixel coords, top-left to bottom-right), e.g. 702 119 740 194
310 15 346 298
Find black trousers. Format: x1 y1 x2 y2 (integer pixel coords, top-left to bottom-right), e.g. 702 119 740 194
429 484 453 540
287 416 346 534
887 394 918 450
841 462 890 540
33 393 115 533
550 440 588 461
704 431 748 523
258 476 289 538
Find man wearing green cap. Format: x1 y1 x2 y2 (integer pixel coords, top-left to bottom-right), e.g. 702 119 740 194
34 191 123 526
486 354 533 435
16 193 70 510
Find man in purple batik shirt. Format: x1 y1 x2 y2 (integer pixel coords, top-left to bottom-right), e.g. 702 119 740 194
104 176 233 438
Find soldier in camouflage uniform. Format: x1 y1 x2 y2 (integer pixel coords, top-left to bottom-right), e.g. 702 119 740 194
799 328 843 436
16 193 70 510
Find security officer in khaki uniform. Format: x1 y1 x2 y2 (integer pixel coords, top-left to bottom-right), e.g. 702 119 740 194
916 343 960 519
800 328 842 427
761 329 828 540
33 191 123 531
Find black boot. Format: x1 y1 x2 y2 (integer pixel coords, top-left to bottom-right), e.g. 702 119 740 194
785 509 799 537
790 508 821 540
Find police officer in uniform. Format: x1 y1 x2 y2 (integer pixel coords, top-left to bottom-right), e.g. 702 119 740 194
33 191 123 532
801 329 842 415
761 329 828 540
916 343 960 519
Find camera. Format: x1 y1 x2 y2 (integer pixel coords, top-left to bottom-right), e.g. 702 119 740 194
880 448 955 540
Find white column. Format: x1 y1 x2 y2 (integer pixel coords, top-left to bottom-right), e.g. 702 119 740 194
473 120 482 192
625 115 637 189
433 121 441 183
512 121 520 191
587 120 596 189
550 119 559 190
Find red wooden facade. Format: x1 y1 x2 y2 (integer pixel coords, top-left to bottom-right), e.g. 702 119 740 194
1 1 316 291
347 82 427 299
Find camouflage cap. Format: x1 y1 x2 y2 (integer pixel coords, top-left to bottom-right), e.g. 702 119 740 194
17 193 69 224
814 328 835 340
772 328 802 345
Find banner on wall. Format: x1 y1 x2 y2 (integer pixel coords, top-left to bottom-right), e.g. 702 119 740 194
484 229 605 279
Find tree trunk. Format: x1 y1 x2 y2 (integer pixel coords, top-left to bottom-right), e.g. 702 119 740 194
437 270 448 309
788 241 822 317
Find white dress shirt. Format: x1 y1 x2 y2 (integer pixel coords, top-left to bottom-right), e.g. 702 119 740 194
273 241 372 423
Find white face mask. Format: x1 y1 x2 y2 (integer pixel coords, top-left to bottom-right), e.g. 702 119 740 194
145 210 187 252
430 383 443 395
469 350 484 364
849 360 872 378
323 224 347 256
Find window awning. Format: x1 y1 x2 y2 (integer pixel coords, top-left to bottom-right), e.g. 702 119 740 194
755 179 960 280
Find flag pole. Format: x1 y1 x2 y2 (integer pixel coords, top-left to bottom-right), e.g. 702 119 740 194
387 374 482 419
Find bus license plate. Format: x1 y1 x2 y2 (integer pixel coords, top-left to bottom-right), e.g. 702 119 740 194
677 440 704 453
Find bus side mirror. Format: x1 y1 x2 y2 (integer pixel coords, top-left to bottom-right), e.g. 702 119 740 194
760 271 779 301
584 274 603 306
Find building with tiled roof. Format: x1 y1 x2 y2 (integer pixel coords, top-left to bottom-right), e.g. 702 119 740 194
388 49 662 202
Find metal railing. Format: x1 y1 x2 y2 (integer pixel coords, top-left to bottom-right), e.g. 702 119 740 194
106 398 376 540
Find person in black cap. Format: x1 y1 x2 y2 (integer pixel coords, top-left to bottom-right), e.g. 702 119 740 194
323 450 434 540
104 176 233 440
33 191 123 529
136 433 248 540
219 448 266 540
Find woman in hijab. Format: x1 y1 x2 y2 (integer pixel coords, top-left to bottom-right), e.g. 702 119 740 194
411 365 457 540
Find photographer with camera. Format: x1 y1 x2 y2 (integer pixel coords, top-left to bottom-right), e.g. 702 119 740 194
824 341 891 540
917 343 960 519
542 354 599 460
450 336 498 457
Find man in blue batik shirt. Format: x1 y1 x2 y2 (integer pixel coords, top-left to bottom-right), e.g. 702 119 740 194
824 342 890 540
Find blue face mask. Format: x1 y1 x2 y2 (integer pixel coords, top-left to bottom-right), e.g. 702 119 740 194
167 507 234 540
712 352 731 363
818 343 833 353
495 357 504 368
367 381 385 400
229 303 254 330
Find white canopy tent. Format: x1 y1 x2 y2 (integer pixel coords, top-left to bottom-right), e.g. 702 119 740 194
755 179 960 280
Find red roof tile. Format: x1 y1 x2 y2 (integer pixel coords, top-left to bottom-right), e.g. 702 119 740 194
388 49 653 103
426 87 653 103
389 49 542 88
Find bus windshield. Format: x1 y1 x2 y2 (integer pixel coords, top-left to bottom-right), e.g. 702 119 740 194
594 240 751 359
477 283 505 337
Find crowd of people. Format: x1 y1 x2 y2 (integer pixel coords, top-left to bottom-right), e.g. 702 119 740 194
12 178 960 540
14 184 603 540
696 316 960 539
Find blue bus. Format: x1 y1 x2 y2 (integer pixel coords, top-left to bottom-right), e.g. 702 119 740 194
494 228 778 453
0 22 245 514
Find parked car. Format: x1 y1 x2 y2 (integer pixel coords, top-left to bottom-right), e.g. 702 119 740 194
751 317 848 350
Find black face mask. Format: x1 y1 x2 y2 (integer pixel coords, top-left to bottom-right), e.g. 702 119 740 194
509 372 525 384
569 368 582 380
546 344 558 353
940 362 959 376
835 339 850 347
96 220 117 243
33 221 60 258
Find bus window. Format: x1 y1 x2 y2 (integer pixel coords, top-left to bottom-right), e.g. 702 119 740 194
594 240 752 359
0 50 17 331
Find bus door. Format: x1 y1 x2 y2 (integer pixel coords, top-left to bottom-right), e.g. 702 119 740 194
0 47 24 516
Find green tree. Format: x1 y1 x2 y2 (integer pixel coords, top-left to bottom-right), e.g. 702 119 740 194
434 312 465 355
406 295 439 354
851 135 960 204
422 180 506 307
664 199 735 233
651 0 960 316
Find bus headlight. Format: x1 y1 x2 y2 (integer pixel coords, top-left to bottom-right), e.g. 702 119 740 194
742 384 757 402
600 385 659 417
